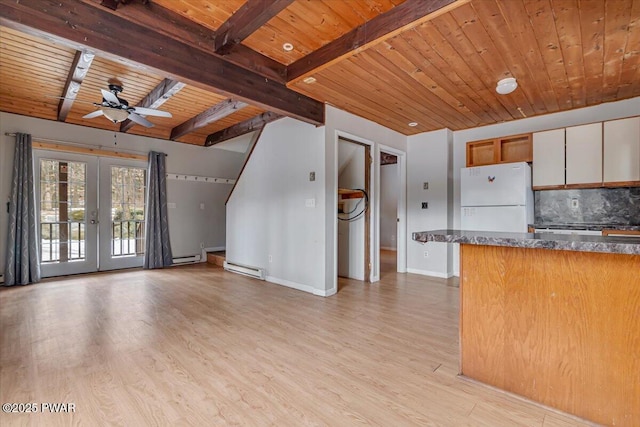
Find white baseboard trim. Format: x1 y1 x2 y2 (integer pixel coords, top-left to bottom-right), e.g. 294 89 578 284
266 276 335 297
314 287 336 297
266 276 315 294
406 268 454 279
380 246 397 251
173 254 201 264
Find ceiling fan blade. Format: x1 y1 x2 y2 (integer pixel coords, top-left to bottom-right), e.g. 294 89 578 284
131 106 172 117
127 112 155 128
101 89 121 105
83 110 104 119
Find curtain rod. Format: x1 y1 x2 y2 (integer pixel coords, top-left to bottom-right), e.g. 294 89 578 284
4 132 158 157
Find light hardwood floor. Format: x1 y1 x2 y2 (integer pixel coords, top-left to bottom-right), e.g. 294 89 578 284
1 264 592 426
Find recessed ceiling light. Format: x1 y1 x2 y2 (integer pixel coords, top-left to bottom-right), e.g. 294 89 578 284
496 77 517 95
303 76 317 84
408 122 418 127
282 42 294 52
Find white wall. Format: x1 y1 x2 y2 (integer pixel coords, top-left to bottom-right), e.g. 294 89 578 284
0 112 245 274
337 140 365 280
407 128 454 278
380 163 399 250
325 105 407 290
451 96 640 274
226 117 328 295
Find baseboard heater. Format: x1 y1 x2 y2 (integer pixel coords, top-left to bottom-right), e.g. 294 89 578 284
223 261 265 280
172 254 201 265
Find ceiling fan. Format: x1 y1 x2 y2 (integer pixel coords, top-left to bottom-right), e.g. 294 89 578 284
82 83 172 128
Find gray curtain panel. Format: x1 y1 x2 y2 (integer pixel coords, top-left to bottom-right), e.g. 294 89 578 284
5 133 41 286
143 151 173 269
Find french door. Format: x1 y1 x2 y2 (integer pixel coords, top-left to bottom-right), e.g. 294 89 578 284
34 151 147 277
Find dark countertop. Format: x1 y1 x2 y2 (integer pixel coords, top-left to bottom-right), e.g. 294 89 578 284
530 223 640 231
412 229 640 255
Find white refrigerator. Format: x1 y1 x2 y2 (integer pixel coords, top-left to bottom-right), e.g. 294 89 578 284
461 162 534 233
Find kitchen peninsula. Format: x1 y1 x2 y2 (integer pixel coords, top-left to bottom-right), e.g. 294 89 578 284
413 230 640 426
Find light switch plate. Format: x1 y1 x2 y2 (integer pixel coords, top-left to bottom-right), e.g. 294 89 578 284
305 198 316 208
309 172 316 181
423 182 429 190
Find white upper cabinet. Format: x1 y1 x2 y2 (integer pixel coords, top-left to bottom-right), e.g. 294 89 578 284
533 128 565 187
565 123 602 185
603 117 640 184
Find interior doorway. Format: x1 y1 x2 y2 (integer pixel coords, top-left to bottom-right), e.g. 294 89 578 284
337 137 371 282
379 151 398 276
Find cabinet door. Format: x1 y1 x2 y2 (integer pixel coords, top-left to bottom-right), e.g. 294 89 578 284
533 129 565 187
603 117 640 183
566 123 602 185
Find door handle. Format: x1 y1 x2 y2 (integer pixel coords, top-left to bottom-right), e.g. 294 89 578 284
90 219 98 224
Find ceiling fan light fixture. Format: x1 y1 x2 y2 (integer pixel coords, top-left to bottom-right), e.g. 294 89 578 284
496 77 517 95
101 107 129 123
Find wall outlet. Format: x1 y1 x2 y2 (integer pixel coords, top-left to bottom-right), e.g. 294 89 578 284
305 198 316 208
423 251 429 258
200 202 205 210
421 202 428 209
268 254 273 263
570 198 579 209
200 242 204 249
423 182 429 190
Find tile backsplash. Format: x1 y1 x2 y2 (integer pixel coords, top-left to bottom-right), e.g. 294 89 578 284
534 187 640 225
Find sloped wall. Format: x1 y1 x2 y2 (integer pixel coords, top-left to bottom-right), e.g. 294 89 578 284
225 118 328 295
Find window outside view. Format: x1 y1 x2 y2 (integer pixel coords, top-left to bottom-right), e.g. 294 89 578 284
39 159 86 263
39 160 146 263
111 166 146 257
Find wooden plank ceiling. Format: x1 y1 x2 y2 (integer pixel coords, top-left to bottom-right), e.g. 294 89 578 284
0 0 639 146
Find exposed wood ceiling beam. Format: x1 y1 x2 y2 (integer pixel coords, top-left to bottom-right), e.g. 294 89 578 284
286 0 469 83
205 111 282 147
214 0 294 55
120 78 185 132
171 99 249 140
0 0 324 126
58 50 95 122
85 0 287 82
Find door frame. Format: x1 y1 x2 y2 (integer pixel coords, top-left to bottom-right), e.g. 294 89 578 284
98 156 148 271
337 136 372 282
34 148 148 277
377 144 407 275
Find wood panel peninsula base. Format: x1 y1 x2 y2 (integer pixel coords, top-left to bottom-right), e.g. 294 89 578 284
412 230 640 426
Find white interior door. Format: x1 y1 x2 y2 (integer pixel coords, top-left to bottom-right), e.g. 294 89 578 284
98 157 147 271
35 151 98 277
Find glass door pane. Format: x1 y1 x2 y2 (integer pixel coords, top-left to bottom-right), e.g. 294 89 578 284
110 166 146 257
99 158 147 270
35 152 98 277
